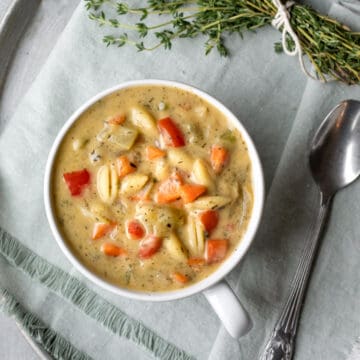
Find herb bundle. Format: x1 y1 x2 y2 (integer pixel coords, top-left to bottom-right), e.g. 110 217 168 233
85 0 360 84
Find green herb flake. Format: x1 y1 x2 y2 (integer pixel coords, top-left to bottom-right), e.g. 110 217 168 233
220 129 236 144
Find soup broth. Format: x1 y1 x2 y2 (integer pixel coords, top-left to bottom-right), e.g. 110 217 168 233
52 85 253 291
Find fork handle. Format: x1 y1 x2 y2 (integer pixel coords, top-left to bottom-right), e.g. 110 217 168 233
260 193 331 360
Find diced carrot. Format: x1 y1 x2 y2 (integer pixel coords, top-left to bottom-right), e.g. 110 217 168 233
107 114 126 125
146 145 166 160
126 220 145 240
92 222 116 240
154 172 183 204
187 258 206 267
101 243 127 257
171 272 189 284
210 145 229 174
116 155 136 178
205 239 228 264
179 184 206 204
138 235 162 259
199 210 219 234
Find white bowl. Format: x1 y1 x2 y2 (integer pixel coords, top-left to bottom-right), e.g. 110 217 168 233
44 79 264 338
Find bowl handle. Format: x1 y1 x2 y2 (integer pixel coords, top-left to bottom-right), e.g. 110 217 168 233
203 280 252 338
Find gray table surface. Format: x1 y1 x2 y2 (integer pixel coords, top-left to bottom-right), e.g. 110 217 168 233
0 0 355 359
0 1 78 358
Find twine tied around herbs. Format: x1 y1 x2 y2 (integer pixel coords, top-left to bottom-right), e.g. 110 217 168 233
271 0 318 81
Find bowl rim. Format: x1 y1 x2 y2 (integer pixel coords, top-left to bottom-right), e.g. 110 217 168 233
44 79 265 301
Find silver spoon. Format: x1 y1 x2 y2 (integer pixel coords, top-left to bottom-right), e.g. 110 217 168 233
260 99 360 360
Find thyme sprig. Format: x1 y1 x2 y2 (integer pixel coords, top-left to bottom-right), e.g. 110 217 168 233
85 0 360 84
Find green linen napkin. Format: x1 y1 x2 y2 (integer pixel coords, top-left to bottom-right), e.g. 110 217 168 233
0 1 359 359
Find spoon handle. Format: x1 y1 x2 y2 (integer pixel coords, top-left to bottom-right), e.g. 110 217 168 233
259 193 331 360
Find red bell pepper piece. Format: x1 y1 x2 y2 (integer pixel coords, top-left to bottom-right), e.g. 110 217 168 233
126 220 145 240
158 117 185 147
138 235 162 259
63 169 90 196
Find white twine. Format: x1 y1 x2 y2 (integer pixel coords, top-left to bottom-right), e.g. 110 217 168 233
271 0 317 80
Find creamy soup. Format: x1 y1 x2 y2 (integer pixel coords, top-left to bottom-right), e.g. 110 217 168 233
52 85 253 292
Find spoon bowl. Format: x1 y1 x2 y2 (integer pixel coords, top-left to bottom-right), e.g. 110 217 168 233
310 100 360 199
